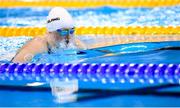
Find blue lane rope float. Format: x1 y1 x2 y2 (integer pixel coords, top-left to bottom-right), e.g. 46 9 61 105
0 63 179 84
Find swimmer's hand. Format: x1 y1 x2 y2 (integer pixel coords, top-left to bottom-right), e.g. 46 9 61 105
75 39 87 50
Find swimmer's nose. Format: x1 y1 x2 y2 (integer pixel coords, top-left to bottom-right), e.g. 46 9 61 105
65 36 70 44
65 35 70 40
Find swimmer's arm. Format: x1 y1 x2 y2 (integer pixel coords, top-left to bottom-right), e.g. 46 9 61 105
12 37 48 63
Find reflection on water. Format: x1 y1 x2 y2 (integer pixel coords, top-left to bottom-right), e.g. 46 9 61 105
50 78 78 104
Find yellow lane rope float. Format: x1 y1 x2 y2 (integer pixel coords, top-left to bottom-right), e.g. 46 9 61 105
0 0 179 8
0 26 179 37
0 26 179 48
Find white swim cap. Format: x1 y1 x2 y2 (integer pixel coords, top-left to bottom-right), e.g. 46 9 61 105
47 7 74 32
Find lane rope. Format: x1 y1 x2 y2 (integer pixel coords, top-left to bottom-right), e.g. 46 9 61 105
0 63 179 84
0 26 179 48
0 26 180 37
0 0 179 8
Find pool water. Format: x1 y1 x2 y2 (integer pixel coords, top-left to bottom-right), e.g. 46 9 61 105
0 6 180 27
0 6 180 107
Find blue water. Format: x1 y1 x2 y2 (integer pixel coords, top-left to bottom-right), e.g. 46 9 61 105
0 88 180 107
0 6 180 107
0 6 180 27
31 41 180 64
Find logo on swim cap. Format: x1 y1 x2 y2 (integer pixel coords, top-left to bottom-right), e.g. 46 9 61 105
47 17 60 23
46 7 75 32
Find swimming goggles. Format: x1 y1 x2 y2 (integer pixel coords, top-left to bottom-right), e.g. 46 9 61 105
56 28 75 37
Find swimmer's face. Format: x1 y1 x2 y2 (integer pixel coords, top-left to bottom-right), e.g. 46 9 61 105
55 28 75 44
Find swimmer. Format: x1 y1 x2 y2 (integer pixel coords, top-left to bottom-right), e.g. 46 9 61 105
11 7 86 63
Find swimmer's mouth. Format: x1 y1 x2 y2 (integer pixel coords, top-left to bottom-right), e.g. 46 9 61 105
65 39 69 45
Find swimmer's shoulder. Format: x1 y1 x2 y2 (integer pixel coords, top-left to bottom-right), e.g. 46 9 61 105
32 35 48 44
22 35 48 51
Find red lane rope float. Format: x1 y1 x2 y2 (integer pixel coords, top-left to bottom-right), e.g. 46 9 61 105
0 63 179 84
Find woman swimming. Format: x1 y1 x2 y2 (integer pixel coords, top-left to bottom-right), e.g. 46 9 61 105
11 7 85 63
